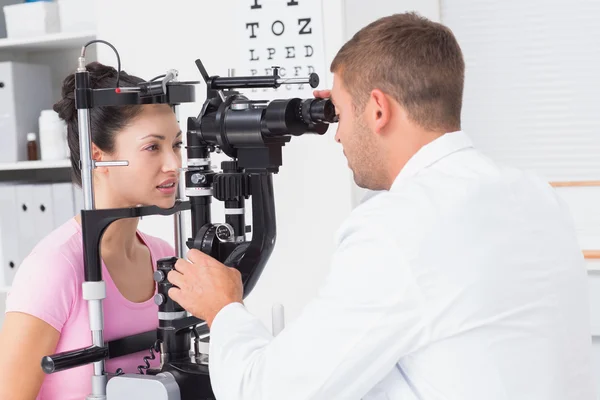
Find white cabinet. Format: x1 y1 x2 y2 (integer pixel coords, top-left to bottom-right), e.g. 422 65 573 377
0 24 97 329
0 182 79 287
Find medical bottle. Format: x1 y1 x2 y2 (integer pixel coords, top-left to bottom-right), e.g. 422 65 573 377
27 133 38 161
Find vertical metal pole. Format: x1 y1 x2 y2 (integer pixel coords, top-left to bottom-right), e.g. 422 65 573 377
76 61 107 399
174 180 186 259
78 109 95 210
172 104 187 259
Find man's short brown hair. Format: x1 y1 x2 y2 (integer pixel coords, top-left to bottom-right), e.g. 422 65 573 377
331 12 465 133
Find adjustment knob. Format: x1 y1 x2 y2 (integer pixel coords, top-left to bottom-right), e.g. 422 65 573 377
154 294 166 306
191 173 207 184
215 224 234 243
221 161 239 172
153 270 166 283
213 173 251 201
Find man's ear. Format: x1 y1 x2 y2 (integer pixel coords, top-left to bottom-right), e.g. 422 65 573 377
368 89 392 136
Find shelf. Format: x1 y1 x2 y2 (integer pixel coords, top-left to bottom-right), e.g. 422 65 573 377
0 30 96 52
0 159 71 171
0 159 70 171
0 159 72 183
588 263 600 273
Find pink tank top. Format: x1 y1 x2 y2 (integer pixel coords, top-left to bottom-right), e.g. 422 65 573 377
5 218 176 399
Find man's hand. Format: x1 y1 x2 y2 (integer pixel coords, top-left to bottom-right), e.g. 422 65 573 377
313 89 331 99
167 249 243 328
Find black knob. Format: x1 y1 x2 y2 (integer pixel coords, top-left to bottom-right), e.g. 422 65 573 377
213 173 251 201
9 261 14 268
40 204 46 212
0 82 4 88
22 204 27 211
154 294 166 306
308 72 319 88
221 161 239 172
153 270 166 283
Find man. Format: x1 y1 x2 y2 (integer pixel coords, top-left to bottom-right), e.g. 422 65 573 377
167 12 596 400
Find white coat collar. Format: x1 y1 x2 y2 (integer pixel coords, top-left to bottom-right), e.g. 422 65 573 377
391 130 474 190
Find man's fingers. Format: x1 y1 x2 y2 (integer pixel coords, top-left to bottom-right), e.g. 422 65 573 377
168 286 182 303
187 248 220 267
167 269 185 289
185 248 203 264
174 257 192 275
313 89 331 99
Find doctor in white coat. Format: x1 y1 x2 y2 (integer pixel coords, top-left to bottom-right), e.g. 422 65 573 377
167 12 596 400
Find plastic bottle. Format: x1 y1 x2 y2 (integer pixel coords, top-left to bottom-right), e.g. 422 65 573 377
39 109 68 161
27 133 38 161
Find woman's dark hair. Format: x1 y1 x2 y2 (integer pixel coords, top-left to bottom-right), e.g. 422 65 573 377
53 61 146 187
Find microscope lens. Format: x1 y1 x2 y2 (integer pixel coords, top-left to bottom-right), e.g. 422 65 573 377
310 99 336 123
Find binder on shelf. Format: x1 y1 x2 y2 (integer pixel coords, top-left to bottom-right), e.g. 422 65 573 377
31 183 55 243
15 183 38 264
0 184 20 287
1 181 79 291
51 182 75 228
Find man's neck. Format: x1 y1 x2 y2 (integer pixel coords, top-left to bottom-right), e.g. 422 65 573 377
386 129 446 189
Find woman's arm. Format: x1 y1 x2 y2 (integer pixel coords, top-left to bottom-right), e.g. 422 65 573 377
0 312 60 400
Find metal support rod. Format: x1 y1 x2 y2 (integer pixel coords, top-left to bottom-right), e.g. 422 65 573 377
174 178 186 259
94 160 129 167
173 104 187 259
78 96 107 400
78 109 95 210
276 77 312 85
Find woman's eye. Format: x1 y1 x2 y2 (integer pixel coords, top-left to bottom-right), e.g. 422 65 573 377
145 144 158 151
174 141 183 149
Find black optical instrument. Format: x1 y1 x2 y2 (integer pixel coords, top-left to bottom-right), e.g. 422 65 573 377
39 39 336 400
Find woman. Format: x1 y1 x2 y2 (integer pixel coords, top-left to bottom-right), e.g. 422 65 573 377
0 61 184 399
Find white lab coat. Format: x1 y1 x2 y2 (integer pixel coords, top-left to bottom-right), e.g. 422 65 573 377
208 131 596 400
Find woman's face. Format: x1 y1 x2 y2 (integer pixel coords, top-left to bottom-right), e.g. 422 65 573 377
99 104 183 209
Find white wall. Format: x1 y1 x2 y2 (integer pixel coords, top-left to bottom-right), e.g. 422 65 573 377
440 0 600 393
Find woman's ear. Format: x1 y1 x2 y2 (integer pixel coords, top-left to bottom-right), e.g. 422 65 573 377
91 143 108 175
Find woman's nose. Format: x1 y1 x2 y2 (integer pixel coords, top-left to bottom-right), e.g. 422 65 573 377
162 149 181 172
